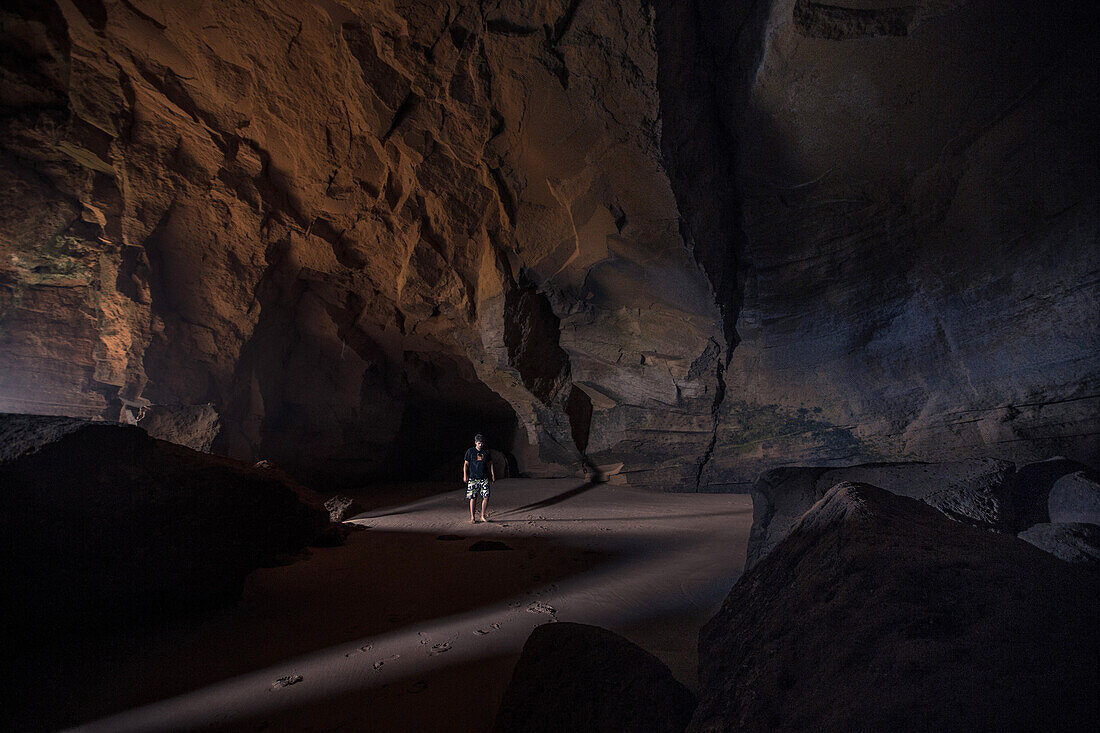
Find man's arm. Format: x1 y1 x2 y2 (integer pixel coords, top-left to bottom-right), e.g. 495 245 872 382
463 459 469 482
490 461 495 482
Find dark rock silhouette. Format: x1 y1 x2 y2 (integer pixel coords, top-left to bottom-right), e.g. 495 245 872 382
745 459 1015 569
0 417 328 653
495 622 695 733
1010 457 1099 530
692 481 1100 732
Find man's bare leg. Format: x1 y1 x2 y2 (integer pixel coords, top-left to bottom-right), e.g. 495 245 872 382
481 495 490 522
469 497 477 523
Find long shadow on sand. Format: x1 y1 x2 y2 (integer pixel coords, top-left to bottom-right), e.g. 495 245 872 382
503 480 599 514
7 530 617 733
363 480 601 519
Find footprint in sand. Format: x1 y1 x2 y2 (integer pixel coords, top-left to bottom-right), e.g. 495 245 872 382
271 674 303 689
429 641 452 655
527 600 556 616
417 632 431 645
372 654 400 670
474 622 502 635
344 643 373 658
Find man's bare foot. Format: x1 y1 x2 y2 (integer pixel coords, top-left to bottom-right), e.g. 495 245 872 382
482 514 491 522
469 517 476 524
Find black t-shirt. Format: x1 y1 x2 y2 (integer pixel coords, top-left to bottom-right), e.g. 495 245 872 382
465 446 491 479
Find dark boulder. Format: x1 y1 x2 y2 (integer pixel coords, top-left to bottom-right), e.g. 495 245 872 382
494 622 695 733
1009 457 1097 530
746 459 1014 569
1048 471 1100 525
693 482 1099 732
138 403 221 453
1018 523 1100 566
0 418 328 652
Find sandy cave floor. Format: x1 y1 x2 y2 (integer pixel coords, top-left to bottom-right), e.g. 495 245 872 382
23 478 752 732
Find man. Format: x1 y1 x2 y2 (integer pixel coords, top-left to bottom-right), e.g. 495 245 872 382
463 434 495 523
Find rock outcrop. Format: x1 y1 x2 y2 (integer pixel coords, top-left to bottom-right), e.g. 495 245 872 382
494 622 695 733
745 458 1015 568
324 493 364 522
692 481 1100 732
0 417 328 652
1048 471 1100 525
1008 456 1096 530
657 0 1100 488
1018 522 1100 566
0 0 721 488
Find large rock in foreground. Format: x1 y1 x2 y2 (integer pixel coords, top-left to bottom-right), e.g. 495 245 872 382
0 420 328 651
495 622 695 733
693 482 1099 732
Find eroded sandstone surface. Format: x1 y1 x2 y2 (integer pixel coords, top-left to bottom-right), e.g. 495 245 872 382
0 0 722 487
663 0 1100 486
1 0 1096 488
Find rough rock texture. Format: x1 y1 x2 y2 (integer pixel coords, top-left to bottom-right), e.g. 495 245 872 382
2 0 1098 489
1018 522 1100 567
657 0 1100 488
136 403 220 451
746 458 1014 569
0 0 721 488
692 482 1100 732
1048 471 1100 525
0 420 328 652
494 622 695 733
0 412 91 461
324 493 364 522
0 409 216 456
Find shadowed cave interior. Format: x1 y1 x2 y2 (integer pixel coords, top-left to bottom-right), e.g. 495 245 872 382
0 0 1098 731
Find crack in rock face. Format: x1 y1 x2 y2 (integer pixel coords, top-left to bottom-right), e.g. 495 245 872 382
503 280 570 408
656 0 1100 486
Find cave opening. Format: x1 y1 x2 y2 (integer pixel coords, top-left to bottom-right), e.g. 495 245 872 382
390 353 521 481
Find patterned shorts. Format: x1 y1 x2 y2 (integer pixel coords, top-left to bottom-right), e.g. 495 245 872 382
466 479 490 499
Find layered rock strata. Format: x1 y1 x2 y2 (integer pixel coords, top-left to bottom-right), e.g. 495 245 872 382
656 0 1100 487
0 0 723 487
1 0 1097 488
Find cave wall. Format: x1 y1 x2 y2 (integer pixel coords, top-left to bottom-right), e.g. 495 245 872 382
656 0 1100 487
0 0 722 487
1 0 1096 490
